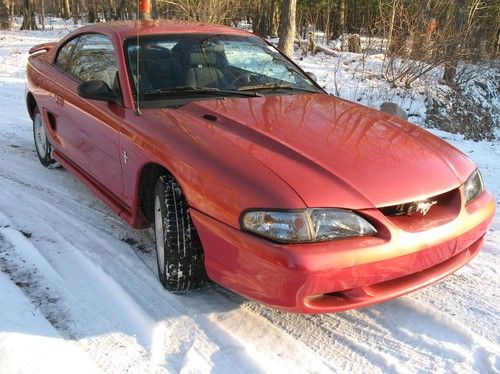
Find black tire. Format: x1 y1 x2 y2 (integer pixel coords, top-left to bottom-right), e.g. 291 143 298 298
32 108 57 168
153 175 207 292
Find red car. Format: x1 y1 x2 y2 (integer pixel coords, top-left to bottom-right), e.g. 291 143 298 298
26 20 495 313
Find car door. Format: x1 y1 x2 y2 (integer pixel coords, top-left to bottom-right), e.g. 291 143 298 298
53 34 125 200
42 35 80 158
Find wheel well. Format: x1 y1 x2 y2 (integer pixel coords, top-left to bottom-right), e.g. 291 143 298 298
139 163 173 223
26 92 37 119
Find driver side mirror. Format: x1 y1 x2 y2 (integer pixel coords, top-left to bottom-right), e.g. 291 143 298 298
77 80 118 103
306 72 317 82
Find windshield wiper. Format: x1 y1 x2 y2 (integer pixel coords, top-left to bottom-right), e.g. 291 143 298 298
237 83 318 93
142 86 262 98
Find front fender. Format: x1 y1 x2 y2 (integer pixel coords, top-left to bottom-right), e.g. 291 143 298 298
120 107 306 229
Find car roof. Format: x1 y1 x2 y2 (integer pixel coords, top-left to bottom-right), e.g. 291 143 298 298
77 20 253 40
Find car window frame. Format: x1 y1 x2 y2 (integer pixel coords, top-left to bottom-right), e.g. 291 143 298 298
54 35 81 73
66 33 118 85
52 32 124 105
122 33 325 108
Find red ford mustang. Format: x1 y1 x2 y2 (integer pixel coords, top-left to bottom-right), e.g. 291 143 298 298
26 20 495 313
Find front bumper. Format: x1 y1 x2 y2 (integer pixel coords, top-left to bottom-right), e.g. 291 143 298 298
191 190 495 313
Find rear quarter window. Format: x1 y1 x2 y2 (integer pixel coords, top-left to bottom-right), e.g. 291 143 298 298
55 37 79 70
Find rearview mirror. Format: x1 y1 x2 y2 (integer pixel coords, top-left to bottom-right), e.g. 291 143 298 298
306 72 317 82
77 80 117 103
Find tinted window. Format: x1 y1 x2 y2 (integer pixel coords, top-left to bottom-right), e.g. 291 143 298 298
55 37 79 70
67 34 118 87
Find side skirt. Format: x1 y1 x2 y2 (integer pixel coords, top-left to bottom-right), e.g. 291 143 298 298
53 150 134 225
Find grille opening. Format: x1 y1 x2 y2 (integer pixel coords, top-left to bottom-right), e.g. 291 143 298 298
323 291 347 299
378 188 461 232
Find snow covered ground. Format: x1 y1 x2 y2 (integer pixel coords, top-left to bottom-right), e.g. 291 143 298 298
0 25 499 374
291 35 500 141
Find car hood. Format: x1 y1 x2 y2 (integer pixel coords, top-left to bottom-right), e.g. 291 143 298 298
171 93 475 209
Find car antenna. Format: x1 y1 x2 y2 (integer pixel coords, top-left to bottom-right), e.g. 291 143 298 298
134 0 142 116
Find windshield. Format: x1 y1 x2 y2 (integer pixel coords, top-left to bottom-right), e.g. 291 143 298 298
124 33 320 103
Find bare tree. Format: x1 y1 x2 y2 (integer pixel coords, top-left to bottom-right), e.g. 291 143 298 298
20 0 37 30
278 0 297 58
72 0 80 25
442 0 466 83
331 0 345 41
0 1 10 29
39 0 45 29
61 0 70 19
157 0 242 24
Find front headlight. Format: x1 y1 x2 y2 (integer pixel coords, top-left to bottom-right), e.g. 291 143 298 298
464 169 484 205
241 208 377 243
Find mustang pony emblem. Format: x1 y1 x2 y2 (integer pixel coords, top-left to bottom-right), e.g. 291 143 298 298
394 200 437 216
415 200 437 215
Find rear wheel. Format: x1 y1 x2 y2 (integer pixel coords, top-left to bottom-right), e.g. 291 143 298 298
153 175 207 292
33 108 57 168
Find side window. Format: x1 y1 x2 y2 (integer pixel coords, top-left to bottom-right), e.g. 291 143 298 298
67 34 118 88
55 37 79 70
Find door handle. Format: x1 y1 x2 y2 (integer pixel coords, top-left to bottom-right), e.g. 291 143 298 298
55 94 64 105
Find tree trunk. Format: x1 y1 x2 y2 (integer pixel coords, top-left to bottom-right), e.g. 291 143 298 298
9 0 13 29
106 0 116 20
410 0 434 61
278 0 297 58
348 34 361 53
61 0 70 19
254 0 272 37
442 0 466 84
151 0 157 19
331 0 345 41
116 0 126 20
325 0 331 45
20 0 37 30
386 0 396 50
493 25 499 58
72 0 79 25
269 0 279 37
40 0 45 30
88 8 96 23
0 1 9 29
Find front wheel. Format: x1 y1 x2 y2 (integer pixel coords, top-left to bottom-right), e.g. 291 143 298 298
33 108 57 167
154 175 207 292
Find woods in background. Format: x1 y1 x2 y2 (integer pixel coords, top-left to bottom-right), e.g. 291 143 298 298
0 0 499 84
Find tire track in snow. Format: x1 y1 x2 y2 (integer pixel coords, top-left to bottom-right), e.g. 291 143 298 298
0 181 269 373
2 158 497 374
241 287 499 373
0 145 339 372
0 169 333 373
0 211 164 373
1 116 498 373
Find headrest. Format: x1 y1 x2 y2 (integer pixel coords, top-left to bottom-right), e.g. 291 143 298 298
189 52 217 66
132 47 171 60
